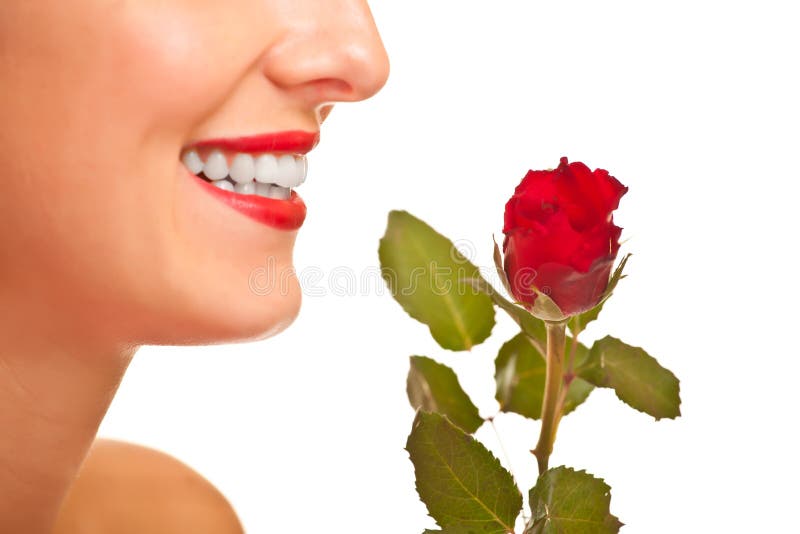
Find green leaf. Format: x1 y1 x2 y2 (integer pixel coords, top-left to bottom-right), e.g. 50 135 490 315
407 411 522 534
495 333 594 420
577 336 681 420
379 211 496 351
568 301 604 336
525 466 622 534
408 356 485 434
563 373 595 415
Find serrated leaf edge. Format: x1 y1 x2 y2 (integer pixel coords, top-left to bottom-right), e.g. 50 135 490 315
526 466 623 534
583 335 682 421
407 411 522 533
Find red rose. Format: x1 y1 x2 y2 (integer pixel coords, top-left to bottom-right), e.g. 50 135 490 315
502 157 628 317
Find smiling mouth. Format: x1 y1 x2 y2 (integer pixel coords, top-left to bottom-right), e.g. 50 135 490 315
182 149 307 200
179 131 317 231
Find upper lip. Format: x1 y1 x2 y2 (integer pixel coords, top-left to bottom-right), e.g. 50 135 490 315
184 130 320 155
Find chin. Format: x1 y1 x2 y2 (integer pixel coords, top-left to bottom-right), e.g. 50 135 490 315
139 262 303 347
231 275 303 343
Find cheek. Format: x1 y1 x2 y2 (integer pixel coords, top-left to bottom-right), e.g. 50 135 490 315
110 3 259 129
0 1 301 344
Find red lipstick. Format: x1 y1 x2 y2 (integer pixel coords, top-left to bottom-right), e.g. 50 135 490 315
188 130 319 154
191 175 307 231
183 130 316 231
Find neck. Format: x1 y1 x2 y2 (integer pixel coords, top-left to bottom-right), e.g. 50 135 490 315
0 325 136 533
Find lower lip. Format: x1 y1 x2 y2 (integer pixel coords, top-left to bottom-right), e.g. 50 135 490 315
189 172 307 231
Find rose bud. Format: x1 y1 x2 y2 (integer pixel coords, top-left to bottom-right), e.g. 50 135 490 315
502 157 628 317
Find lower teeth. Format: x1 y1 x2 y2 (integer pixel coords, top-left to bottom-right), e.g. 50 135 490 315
201 174 290 200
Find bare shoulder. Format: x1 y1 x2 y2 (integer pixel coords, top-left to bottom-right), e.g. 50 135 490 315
54 438 244 534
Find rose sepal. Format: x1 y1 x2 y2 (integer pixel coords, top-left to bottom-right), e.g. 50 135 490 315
492 235 515 297
596 252 631 308
568 253 631 335
526 286 569 323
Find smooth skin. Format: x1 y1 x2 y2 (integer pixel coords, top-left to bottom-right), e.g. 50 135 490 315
54 440 245 534
0 1 389 532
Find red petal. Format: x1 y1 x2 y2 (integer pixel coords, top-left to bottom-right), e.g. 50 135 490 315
554 159 628 232
532 257 615 315
505 211 585 268
503 170 560 233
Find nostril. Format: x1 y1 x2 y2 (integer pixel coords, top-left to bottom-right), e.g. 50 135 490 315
305 78 354 102
317 104 335 123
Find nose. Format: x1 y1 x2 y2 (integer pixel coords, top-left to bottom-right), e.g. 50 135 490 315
260 1 390 107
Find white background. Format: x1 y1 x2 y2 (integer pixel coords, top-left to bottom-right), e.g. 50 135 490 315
99 1 800 532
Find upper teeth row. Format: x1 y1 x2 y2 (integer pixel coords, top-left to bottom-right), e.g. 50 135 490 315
182 149 307 188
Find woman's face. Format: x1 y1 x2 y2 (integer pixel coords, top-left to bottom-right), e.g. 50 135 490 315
0 1 388 346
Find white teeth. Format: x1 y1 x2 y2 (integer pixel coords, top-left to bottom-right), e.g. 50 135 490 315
274 155 297 188
182 147 306 195
296 156 307 185
212 180 234 192
204 150 229 181
269 186 291 200
211 178 290 199
229 154 256 183
182 150 204 174
254 155 279 184
255 183 273 198
234 182 256 195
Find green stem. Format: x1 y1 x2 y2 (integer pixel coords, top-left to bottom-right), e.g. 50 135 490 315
533 320 568 475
